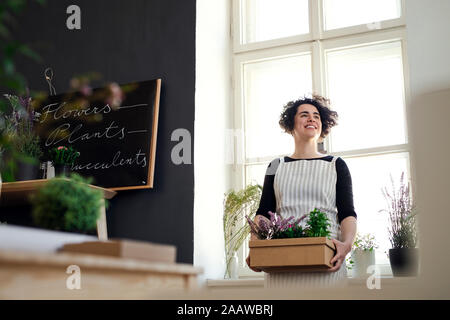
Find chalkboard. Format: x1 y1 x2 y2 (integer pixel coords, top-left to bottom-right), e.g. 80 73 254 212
33 79 161 190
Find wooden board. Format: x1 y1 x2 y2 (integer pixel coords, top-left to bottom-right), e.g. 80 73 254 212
60 239 176 263
0 249 202 299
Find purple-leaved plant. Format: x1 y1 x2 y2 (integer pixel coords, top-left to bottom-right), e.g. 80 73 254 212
246 211 306 240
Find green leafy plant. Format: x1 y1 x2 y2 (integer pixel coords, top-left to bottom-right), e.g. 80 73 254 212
30 173 106 233
346 233 379 270
48 145 80 166
4 93 42 156
304 208 331 238
1 93 43 180
223 183 262 278
14 132 42 160
345 256 355 270
273 221 305 239
379 172 418 249
353 232 379 252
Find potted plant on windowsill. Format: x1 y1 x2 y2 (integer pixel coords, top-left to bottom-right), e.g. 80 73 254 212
246 208 336 273
380 172 419 277
347 232 379 278
223 183 262 279
48 145 80 177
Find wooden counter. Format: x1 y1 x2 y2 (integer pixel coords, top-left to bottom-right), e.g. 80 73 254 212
0 249 202 299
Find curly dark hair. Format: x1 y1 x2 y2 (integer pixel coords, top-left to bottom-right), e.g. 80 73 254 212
279 94 338 139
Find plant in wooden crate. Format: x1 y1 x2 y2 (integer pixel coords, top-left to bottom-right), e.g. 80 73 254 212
223 184 262 279
346 232 378 278
30 173 106 234
246 208 336 272
48 145 80 176
246 208 330 240
379 172 419 277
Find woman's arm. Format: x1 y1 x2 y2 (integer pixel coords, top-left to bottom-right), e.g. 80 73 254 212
336 157 357 223
329 157 357 272
340 216 357 251
254 159 279 219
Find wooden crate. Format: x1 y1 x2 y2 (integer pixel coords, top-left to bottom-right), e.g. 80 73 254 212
249 237 336 273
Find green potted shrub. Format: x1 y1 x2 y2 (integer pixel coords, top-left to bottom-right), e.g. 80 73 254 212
223 183 262 279
347 232 379 278
48 145 80 176
30 173 106 234
380 172 419 277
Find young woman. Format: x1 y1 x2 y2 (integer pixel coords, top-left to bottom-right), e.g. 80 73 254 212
246 95 357 288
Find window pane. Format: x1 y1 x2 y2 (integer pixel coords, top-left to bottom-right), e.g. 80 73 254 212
326 41 406 152
245 163 268 187
344 152 410 265
323 0 401 30
243 0 309 44
243 163 268 271
244 53 312 159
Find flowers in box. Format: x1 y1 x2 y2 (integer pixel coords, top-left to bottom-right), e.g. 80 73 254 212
246 208 331 240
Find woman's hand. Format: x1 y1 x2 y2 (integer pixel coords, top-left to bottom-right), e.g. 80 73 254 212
246 254 262 272
245 214 271 273
328 238 352 272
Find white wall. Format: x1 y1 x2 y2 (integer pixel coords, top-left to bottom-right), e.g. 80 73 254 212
194 0 233 283
405 0 450 97
405 0 450 296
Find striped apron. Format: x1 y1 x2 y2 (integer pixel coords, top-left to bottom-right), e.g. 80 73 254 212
264 156 348 288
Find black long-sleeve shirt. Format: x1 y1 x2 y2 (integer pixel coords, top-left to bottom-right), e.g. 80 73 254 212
255 156 357 224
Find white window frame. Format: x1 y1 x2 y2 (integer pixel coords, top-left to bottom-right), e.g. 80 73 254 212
231 0 411 278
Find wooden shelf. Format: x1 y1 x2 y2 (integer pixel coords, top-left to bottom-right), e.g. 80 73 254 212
0 179 116 205
0 178 117 241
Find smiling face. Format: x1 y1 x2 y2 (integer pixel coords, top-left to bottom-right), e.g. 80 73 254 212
292 104 322 141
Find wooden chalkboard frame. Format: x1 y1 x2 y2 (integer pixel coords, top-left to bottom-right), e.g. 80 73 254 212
114 78 161 191
34 79 161 191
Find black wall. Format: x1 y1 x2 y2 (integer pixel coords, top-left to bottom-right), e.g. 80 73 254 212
2 0 196 263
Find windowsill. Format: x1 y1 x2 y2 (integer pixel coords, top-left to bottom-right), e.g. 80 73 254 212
206 275 419 289
207 278 264 288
